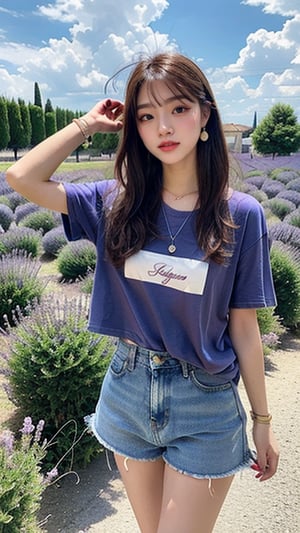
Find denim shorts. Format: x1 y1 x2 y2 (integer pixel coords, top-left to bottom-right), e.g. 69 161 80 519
89 339 253 479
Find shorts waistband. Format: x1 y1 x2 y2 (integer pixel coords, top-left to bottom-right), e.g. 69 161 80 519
118 338 192 377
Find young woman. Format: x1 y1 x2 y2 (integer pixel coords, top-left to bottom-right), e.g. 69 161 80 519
6 52 279 533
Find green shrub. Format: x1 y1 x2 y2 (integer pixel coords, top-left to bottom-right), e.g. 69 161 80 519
7 295 114 470
20 208 60 235
57 240 96 280
80 270 94 294
256 307 285 354
0 251 45 329
248 189 268 203
284 208 300 228
0 226 41 257
0 195 11 208
15 203 40 224
270 245 300 328
0 204 14 231
41 225 67 256
0 417 50 533
6 192 28 212
262 197 295 220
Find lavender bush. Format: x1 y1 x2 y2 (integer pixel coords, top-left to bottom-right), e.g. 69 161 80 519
269 222 300 249
57 240 96 280
272 169 300 184
284 208 300 228
0 204 14 232
19 208 61 235
0 226 41 257
286 178 300 193
262 197 295 220
42 225 67 256
0 250 45 329
0 173 12 196
276 189 300 207
270 244 300 328
244 175 267 188
0 416 54 532
6 295 114 470
261 178 285 198
15 202 40 224
5 191 28 211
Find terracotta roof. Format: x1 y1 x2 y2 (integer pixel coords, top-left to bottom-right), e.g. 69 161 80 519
223 123 252 133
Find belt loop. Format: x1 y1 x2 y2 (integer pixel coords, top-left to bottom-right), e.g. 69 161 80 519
180 361 189 378
127 344 137 371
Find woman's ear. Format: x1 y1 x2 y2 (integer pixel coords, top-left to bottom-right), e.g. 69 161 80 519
201 104 211 128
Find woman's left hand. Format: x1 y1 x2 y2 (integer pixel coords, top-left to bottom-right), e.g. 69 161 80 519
251 423 279 481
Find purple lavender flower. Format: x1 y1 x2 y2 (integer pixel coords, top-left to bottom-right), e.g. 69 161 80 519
0 429 15 454
20 416 35 435
34 419 45 443
43 467 58 485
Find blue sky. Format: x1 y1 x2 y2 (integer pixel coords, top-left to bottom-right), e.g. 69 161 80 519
0 0 299 125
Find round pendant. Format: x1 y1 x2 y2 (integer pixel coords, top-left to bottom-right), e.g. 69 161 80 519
168 243 176 254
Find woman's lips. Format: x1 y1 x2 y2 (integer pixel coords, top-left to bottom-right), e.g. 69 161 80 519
158 142 180 152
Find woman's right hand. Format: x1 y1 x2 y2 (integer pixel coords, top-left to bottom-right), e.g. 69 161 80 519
82 99 124 136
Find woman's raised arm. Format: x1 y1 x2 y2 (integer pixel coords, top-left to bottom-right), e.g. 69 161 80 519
5 99 123 214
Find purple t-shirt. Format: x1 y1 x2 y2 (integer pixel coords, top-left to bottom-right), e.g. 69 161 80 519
62 180 276 383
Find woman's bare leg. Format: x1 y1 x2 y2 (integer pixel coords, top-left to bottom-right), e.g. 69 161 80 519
157 464 234 533
114 453 165 533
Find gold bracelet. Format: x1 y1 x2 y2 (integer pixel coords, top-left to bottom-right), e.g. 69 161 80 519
72 117 90 141
250 410 272 424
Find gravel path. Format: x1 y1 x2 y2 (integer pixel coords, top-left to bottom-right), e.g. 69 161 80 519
40 334 300 532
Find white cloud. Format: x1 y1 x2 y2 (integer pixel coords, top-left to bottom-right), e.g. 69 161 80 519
0 0 299 124
0 0 173 109
243 0 299 16
211 7 300 123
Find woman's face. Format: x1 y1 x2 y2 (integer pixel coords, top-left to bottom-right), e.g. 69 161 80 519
136 80 209 168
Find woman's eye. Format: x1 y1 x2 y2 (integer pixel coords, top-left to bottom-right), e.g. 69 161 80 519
174 106 187 114
139 114 153 122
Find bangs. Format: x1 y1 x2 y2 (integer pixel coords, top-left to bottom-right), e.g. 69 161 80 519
138 78 196 108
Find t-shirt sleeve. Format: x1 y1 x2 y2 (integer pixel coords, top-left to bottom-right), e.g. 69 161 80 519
61 180 113 245
229 200 277 309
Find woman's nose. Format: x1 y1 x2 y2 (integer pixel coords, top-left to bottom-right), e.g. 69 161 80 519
158 118 173 136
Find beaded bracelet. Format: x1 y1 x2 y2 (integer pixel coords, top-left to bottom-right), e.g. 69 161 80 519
250 410 272 424
72 117 90 141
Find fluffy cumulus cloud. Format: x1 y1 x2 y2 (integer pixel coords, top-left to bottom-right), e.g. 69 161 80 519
0 0 173 109
0 0 299 124
213 1 300 123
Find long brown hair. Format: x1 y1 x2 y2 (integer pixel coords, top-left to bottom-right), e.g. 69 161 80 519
105 52 233 267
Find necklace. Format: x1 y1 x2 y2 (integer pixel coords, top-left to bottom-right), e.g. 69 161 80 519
163 187 198 200
162 204 194 254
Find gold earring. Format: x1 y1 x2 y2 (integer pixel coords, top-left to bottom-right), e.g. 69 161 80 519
200 127 209 142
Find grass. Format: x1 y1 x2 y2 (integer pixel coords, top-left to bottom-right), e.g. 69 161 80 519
1 159 115 172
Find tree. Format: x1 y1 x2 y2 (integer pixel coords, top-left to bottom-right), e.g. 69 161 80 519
18 98 32 148
45 98 54 113
0 97 10 150
7 99 26 160
56 107 67 131
102 132 120 157
34 82 42 108
45 111 57 138
252 103 300 158
29 104 46 146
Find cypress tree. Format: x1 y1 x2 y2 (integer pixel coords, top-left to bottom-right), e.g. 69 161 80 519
18 98 32 148
45 111 57 138
34 82 43 108
45 98 54 113
29 104 46 146
0 97 10 150
7 99 25 160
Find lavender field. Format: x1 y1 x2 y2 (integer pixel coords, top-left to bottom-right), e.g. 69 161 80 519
234 152 300 173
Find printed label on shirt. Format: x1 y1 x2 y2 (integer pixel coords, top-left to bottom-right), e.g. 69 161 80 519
125 250 208 295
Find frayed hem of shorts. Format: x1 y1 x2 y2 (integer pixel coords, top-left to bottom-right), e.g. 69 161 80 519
84 414 162 465
163 454 254 480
